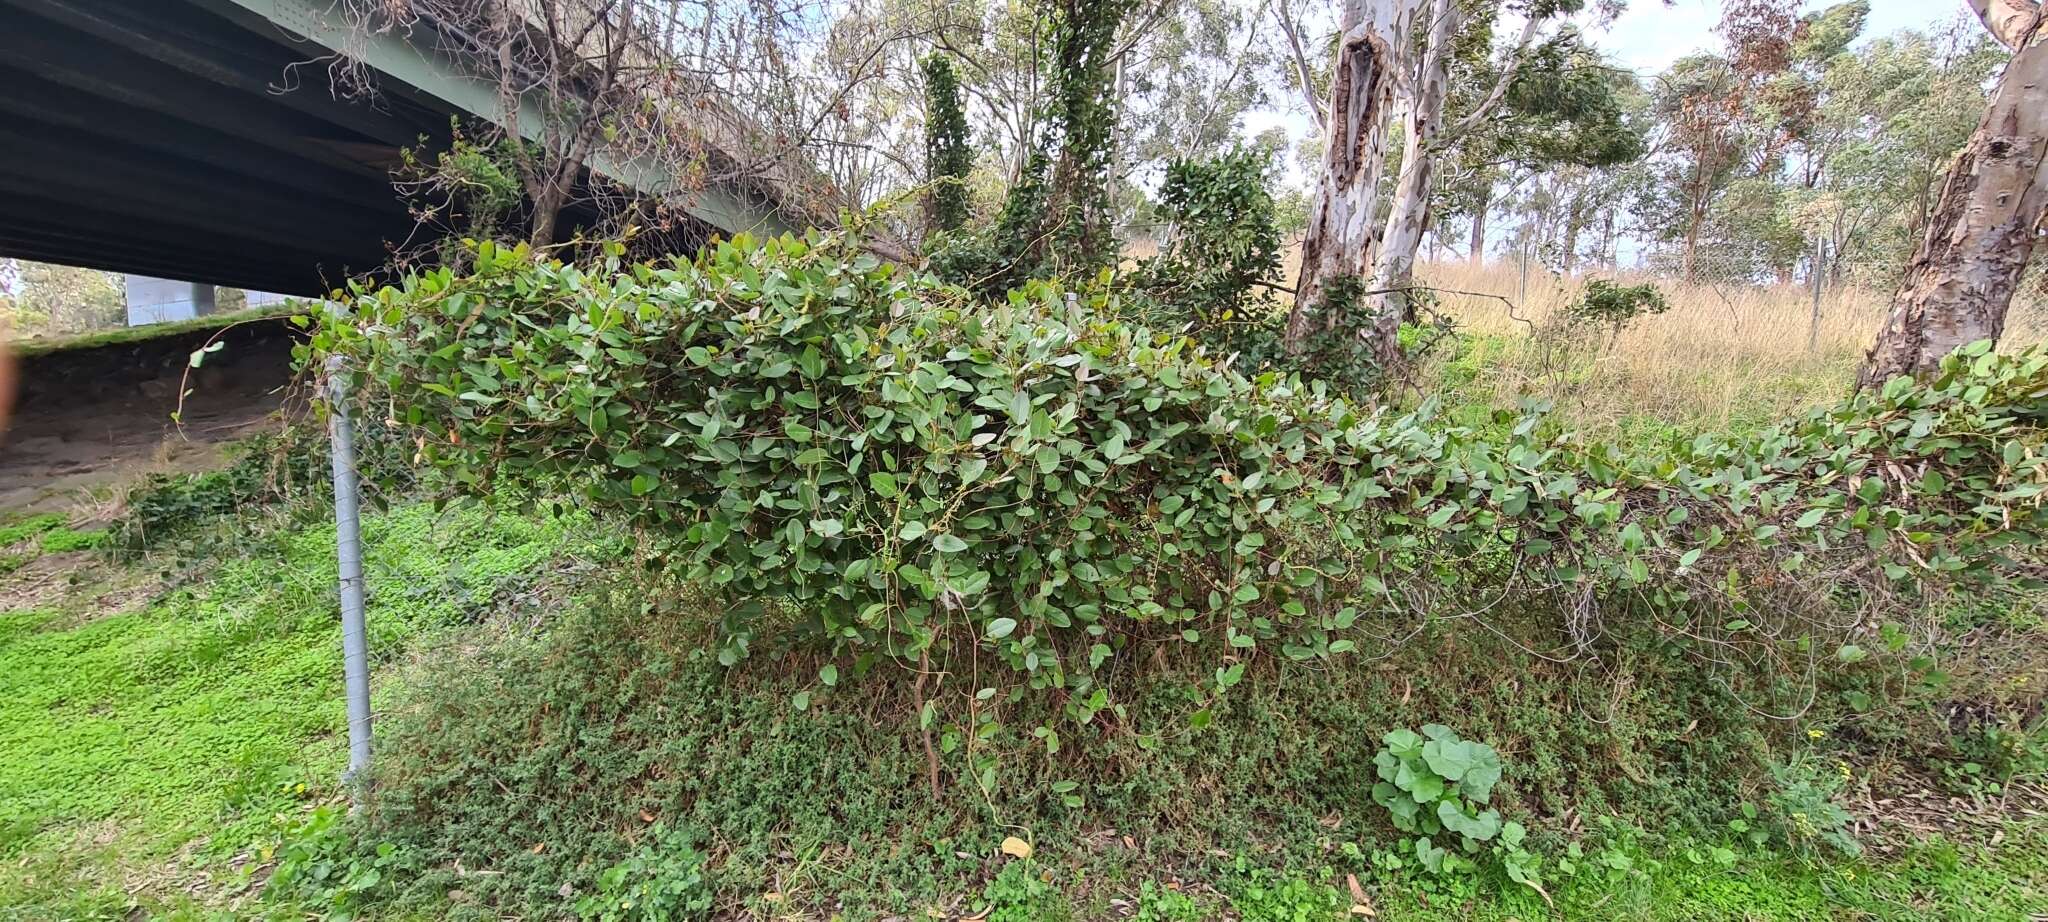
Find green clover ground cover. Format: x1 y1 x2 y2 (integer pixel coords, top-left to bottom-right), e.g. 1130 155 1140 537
0 500 608 918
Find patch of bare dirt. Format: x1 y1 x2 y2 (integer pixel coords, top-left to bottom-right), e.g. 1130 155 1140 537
0 546 169 625
1856 777 2048 855
0 549 96 613
0 319 299 517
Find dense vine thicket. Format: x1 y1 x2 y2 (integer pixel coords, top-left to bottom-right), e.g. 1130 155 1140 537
316 234 2048 734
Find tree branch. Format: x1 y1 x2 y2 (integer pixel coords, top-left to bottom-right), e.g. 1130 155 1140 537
1109 0 1176 65
1270 0 1326 125
1445 13 1544 141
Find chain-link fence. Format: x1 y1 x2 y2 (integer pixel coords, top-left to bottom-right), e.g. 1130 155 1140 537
1424 236 2048 363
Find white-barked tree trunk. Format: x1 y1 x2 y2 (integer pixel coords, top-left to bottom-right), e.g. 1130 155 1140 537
1857 0 2048 388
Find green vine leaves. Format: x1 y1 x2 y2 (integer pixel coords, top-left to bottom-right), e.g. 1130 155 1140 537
311 233 2048 787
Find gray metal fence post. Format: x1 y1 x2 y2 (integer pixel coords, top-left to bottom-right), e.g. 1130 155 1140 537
1518 241 1530 306
1807 237 1825 354
326 354 373 785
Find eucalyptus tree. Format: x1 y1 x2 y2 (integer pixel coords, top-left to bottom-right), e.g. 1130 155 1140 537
1284 0 1419 349
1434 32 1645 268
1860 0 2048 387
1806 21 2007 284
1285 0 1614 365
1640 52 1744 281
0 261 123 336
1704 1 1863 281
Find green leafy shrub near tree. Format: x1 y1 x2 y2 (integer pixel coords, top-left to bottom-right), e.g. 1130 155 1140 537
1130 150 1446 392
1131 148 1285 360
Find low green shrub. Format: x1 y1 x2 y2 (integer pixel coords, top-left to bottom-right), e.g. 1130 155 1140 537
1371 724 1505 847
1133 881 1210 921
1947 721 2047 796
36 528 106 553
1221 859 1345 922
0 515 103 556
113 413 417 550
1761 754 1860 858
266 804 413 915
981 861 1069 922
1371 725 1547 898
113 430 326 548
1563 279 1671 336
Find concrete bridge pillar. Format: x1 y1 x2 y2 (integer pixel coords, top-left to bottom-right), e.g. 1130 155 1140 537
124 275 216 326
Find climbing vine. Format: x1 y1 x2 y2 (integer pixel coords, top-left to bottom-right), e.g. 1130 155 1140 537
929 0 1134 294
921 53 974 234
1037 0 1135 273
320 233 2048 765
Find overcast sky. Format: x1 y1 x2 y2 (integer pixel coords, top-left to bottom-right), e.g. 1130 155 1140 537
1596 0 1975 76
1243 0 1983 191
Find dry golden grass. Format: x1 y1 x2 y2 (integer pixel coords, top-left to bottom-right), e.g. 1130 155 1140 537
1413 258 2048 440
1126 238 2048 439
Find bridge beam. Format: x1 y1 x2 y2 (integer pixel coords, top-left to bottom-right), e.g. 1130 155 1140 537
0 0 802 296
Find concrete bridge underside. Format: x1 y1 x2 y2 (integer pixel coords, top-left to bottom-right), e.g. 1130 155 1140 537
0 0 785 296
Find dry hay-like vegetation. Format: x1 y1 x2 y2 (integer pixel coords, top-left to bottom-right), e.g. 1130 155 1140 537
1417 258 2048 440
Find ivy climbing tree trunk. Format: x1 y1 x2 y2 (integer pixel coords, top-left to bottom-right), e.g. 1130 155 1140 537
1858 0 2048 388
1285 0 1414 349
921 53 973 234
1040 0 1133 273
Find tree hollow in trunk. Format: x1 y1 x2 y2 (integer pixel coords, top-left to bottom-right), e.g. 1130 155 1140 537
1285 0 1412 348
